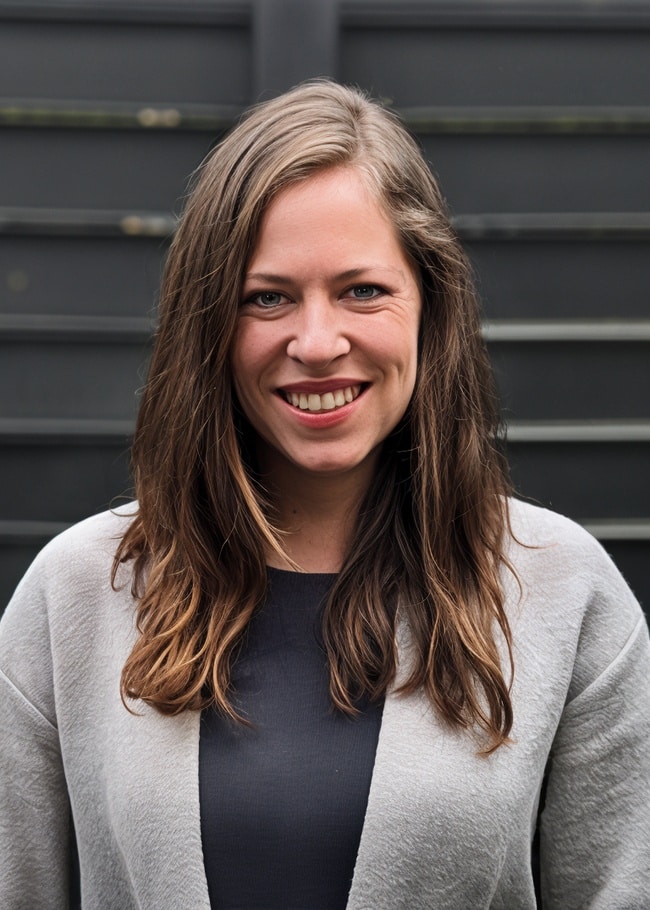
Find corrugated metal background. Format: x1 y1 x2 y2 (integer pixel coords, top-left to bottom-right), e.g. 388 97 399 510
1 0 649 614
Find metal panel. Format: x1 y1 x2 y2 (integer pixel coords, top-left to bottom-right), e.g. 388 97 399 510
0 235 167 317
0 128 218 210
0 339 150 419
418 133 650 214
340 19 650 107
467 238 650 320
0 17 251 104
490 340 650 420
508 441 650 520
0 439 132 522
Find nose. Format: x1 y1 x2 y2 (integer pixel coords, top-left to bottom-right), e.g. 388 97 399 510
285 298 351 368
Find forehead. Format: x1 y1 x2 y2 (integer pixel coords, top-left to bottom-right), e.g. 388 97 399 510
249 166 406 266
265 165 385 217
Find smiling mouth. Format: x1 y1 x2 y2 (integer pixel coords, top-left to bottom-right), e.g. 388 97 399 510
279 384 363 412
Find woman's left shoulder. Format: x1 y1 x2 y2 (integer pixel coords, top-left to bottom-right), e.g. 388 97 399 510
503 497 648 701
506 496 613 557
504 496 640 603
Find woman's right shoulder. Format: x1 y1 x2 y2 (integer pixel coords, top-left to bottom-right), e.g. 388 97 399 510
26 503 136 580
0 505 140 725
3 503 139 621
36 502 136 559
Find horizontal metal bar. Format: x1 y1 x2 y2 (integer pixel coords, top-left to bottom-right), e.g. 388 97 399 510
341 0 650 30
0 518 72 544
1 0 649 30
0 418 135 442
483 320 650 342
0 314 153 342
0 99 239 131
8 315 648 345
0 0 251 26
402 106 650 135
1 0 647 30
506 421 650 443
3 206 650 241
581 519 650 541
2 418 649 447
0 516 648 547
0 207 177 237
453 212 650 241
4 100 650 135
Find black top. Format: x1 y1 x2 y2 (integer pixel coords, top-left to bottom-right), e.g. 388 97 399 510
199 568 383 910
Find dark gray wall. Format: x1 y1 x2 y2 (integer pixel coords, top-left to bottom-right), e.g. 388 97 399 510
1 0 649 613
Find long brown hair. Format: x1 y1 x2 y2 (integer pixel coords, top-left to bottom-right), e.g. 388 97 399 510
114 80 514 751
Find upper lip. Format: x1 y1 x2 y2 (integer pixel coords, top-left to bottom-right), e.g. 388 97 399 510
278 379 366 394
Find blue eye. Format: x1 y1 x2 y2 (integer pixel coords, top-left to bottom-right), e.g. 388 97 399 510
247 291 285 308
350 285 381 300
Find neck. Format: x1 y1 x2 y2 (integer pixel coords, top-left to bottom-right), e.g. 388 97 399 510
258 457 376 573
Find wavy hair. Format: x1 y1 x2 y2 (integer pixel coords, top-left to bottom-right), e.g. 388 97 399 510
114 80 514 751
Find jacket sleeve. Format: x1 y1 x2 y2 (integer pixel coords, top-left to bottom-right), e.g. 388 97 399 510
0 563 72 908
540 612 650 908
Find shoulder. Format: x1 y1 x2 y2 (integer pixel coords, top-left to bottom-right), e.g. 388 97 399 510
506 496 605 555
0 505 139 725
36 502 137 561
505 496 636 598
11 504 137 602
1 504 138 662
503 497 648 701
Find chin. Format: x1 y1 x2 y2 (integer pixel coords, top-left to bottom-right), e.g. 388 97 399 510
294 453 376 480
296 459 359 475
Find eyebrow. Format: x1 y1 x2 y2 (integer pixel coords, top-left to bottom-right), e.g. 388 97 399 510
244 266 404 284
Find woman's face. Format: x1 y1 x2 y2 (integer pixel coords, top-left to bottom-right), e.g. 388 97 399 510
231 166 421 488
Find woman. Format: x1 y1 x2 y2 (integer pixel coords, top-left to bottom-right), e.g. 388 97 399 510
1 80 648 909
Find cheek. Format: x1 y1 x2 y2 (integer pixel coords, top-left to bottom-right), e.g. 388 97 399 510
231 320 285 377
379 324 420 384
230 324 264 395
397 324 420 407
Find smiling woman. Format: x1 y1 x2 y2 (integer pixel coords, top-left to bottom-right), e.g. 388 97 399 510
1 80 648 910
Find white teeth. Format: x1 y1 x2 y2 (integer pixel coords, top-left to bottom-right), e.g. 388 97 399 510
283 385 362 412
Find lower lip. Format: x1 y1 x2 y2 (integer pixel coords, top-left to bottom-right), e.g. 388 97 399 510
279 392 363 428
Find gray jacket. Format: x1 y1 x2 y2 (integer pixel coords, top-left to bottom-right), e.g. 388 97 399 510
1 499 648 909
